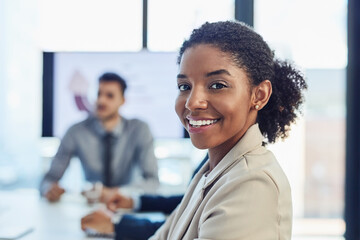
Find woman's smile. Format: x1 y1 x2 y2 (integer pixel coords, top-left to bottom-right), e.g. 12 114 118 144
186 116 220 133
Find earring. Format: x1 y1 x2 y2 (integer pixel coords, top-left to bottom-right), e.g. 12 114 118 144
255 105 260 110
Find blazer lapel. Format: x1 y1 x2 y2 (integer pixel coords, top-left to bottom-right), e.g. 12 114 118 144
168 163 208 239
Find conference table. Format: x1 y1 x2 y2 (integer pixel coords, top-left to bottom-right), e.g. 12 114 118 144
0 188 116 240
0 189 346 240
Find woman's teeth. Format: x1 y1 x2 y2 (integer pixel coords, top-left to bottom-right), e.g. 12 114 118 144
189 119 218 127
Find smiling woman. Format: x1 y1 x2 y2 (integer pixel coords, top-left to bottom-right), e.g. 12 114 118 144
150 20 307 240
176 45 264 159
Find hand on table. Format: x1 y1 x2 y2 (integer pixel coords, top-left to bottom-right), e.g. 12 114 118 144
45 183 65 202
100 186 120 204
81 209 114 234
81 183 120 204
106 191 134 212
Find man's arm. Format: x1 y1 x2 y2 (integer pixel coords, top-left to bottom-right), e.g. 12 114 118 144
134 122 159 188
106 191 183 215
81 210 165 240
140 195 183 214
39 129 76 199
115 215 165 240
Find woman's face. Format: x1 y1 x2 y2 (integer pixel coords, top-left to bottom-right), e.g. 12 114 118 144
175 44 258 153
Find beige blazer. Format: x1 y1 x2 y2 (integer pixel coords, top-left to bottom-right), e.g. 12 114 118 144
150 124 292 240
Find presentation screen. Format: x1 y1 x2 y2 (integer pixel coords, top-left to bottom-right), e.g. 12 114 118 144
43 51 184 139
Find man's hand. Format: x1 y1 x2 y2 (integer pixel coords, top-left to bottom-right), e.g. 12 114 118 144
81 210 114 234
81 184 120 204
106 192 134 212
45 183 65 202
100 186 120 204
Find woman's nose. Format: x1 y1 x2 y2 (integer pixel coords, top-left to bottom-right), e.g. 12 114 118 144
185 89 208 111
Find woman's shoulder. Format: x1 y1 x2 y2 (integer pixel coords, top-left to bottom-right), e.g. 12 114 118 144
215 150 291 196
202 153 292 215
244 150 291 191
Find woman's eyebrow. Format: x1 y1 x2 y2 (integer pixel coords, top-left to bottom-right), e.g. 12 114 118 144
177 69 231 79
177 73 187 79
206 69 231 77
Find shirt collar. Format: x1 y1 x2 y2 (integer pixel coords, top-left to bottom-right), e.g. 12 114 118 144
91 115 125 138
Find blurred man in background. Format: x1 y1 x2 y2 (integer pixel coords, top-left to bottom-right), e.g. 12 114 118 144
40 72 159 202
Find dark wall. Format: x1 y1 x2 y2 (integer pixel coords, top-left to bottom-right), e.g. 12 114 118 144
345 0 360 238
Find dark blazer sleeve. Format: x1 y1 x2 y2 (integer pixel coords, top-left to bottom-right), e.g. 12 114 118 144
115 215 164 240
140 195 183 214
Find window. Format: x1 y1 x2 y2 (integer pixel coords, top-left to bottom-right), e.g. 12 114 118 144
255 0 347 237
38 0 143 51
147 0 234 51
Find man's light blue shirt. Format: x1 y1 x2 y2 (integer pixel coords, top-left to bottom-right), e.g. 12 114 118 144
40 115 159 195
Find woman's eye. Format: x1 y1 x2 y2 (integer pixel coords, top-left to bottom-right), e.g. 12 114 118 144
178 84 190 91
210 83 226 89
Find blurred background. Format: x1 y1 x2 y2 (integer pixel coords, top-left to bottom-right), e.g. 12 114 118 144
0 0 352 239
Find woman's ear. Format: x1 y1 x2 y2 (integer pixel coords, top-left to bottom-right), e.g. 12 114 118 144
251 80 272 110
